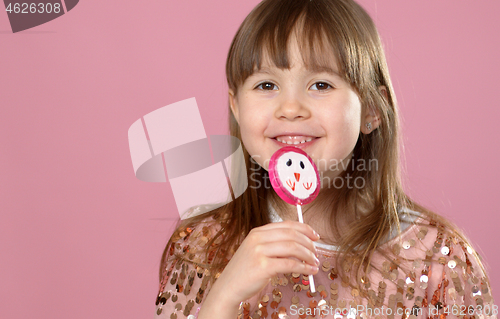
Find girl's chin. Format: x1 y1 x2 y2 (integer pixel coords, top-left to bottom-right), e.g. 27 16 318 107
248 155 269 171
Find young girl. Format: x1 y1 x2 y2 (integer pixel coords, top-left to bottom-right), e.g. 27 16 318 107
155 0 495 318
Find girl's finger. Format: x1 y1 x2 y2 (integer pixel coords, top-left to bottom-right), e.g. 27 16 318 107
255 241 320 267
253 220 320 241
253 227 319 256
270 256 320 276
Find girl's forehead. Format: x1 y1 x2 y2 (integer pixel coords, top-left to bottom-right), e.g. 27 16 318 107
255 35 342 76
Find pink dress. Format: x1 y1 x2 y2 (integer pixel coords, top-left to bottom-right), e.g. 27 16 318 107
155 204 496 319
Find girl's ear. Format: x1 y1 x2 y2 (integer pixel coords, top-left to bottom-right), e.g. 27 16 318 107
228 89 240 124
361 86 386 134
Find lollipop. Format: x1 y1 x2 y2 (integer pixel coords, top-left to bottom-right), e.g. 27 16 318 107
269 146 320 292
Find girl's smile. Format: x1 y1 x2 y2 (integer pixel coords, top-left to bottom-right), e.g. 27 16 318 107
271 134 319 150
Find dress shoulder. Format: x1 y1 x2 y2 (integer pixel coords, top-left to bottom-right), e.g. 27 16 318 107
360 211 498 319
165 214 225 266
426 219 496 318
382 213 497 318
155 213 226 319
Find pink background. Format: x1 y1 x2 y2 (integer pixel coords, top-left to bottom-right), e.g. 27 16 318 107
1 1 498 318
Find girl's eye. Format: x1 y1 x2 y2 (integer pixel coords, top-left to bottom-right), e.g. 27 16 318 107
256 82 278 90
310 82 333 91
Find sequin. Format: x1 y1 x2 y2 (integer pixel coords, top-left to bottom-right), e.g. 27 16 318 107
390 269 398 281
271 276 279 286
472 285 482 297
338 300 346 308
170 272 178 285
402 241 411 249
273 288 282 298
306 290 317 298
278 306 286 315
382 261 390 272
481 285 489 295
280 277 288 286
322 261 331 271
420 274 428 283
329 268 338 280
392 244 401 255
270 300 279 309
441 246 450 256
448 260 457 269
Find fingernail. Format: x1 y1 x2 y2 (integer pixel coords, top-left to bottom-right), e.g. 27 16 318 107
314 257 320 265
313 230 320 239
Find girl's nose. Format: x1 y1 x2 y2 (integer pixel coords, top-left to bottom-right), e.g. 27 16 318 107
275 97 311 121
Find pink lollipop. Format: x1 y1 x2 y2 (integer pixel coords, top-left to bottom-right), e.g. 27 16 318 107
269 146 320 292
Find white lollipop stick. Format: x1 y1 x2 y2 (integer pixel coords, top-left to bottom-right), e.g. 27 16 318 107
297 204 316 293
269 147 320 294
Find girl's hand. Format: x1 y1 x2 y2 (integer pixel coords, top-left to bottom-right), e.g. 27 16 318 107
208 220 320 306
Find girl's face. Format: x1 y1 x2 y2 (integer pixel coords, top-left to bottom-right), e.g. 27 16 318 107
229 40 375 182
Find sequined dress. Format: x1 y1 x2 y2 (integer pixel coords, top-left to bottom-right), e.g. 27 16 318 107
155 204 496 319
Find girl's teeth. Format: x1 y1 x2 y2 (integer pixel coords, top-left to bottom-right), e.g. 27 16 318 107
276 137 314 144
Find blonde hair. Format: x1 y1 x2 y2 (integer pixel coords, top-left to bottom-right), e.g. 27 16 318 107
160 0 488 292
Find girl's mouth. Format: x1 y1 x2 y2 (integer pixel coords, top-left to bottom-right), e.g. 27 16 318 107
272 136 319 148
